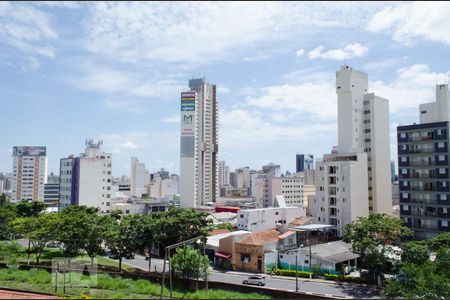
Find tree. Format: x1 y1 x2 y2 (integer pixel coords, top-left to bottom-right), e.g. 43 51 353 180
401 241 429 265
12 214 57 264
104 213 139 272
0 201 17 240
383 261 450 299
343 214 412 280
428 232 450 252
0 241 21 266
152 207 211 256
55 206 99 258
134 215 157 270
83 214 110 266
16 201 45 218
170 246 209 289
435 248 450 279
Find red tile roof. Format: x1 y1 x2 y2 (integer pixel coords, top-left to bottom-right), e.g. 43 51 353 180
278 230 295 239
238 229 280 245
208 228 231 236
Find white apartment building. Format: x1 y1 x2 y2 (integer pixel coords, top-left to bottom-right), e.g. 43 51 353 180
315 152 369 236
130 157 149 198
269 176 305 208
149 174 179 200
11 146 47 202
218 161 230 187
59 140 112 213
419 84 450 124
180 78 219 208
336 65 392 215
237 206 304 231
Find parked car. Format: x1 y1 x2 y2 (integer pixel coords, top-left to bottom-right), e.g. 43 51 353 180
242 275 265 286
108 252 120 260
46 242 59 248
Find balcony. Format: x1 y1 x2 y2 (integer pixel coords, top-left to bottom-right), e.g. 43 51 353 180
411 198 437 205
409 161 435 167
411 223 439 230
411 173 436 179
329 198 337 206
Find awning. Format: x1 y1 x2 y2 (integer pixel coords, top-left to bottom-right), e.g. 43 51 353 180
214 252 232 260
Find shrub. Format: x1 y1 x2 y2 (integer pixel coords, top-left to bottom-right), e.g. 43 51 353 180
274 269 315 278
324 273 368 283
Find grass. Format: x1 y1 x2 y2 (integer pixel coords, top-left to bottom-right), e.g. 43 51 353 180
0 268 270 299
2 246 135 271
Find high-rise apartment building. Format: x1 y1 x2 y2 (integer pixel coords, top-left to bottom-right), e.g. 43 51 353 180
180 78 218 208
315 65 391 235
11 146 47 202
315 153 369 236
130 157 149 198
59 140 112 212
398 84 450 239
218 161 230 187
296 154 314 172
336 65 392 214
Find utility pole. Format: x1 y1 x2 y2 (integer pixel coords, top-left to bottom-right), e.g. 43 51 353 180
295 254 298 293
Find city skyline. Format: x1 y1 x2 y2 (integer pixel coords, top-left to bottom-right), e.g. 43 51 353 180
1 2 450 176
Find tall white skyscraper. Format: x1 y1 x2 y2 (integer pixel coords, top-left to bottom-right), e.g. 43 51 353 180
336 65 392 214
11 146 47 202
59 140 112 213
180 78 219 208
315 65 392 236
130 157 149 198
218 161 230 187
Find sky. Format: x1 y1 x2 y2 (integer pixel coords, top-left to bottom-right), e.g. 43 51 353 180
1 1 450 177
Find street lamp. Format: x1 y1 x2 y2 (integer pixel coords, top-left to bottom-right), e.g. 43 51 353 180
295 244 304 293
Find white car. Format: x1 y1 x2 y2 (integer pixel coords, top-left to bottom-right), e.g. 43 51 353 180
242 275 265 286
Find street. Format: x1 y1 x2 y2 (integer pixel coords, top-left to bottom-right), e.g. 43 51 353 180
120 254 381 299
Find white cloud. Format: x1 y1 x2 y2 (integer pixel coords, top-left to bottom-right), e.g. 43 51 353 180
83 2 383 64
245 82 337 120
370 64 450 115
220 109 335 146
99 131 178 154
0 2 58 68
308 43 368 60
296 49 305 57
72 63 184 99
101 99 144 114
367 2 450 46
163 115 180 123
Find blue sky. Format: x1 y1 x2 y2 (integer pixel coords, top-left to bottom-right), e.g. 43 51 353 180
1 2 450 177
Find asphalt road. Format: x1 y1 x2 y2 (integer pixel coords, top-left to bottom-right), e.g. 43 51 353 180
120 254 381 299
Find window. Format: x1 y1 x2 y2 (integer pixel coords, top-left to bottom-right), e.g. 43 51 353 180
402 181 408 187
241 253 251 262
442 220 448 227
403 205 409 211
439 168 446 174
400 133 406 138
401 169 407 174
442 194 447 201
443 182 447 187
438 129 443 135
438 142 445 148
240 214 244 218
402 192 408 198
401 145 407 150
443 207 448 213
440 155 446 161
401 157 407 162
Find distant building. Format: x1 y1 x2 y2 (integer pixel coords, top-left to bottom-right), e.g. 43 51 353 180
130 157 149 198
296 154 314 173
59 140 112 212
218 161 230 187
11 146 47 202
44 183 59 207
391 161 398 183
